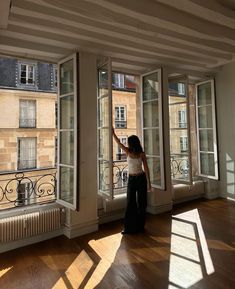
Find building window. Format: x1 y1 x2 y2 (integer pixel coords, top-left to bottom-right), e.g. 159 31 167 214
19 63 36 86
178 110 187 128
18 138 37 170
19 100 36 128
178 83 185 95
113 73 124 89
115 106 127 128
53 66 58 88
180 136 188 153
116 136 127 160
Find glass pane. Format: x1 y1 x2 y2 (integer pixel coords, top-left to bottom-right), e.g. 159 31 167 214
144 129 160 156
168 82 186 104
199 130 214 152
98 128 110 159
198 82 212 106
200 153 215 176
60 59 74 95
60 131 74 165
99 160 110 191
170 129 188 154
143 100 159 127
60 95 74 129
198 106 212 128
98 97 109 127
147 157 161 186
98 68 108 97
59 166 74 204
143 72 159 101
169 103 187 129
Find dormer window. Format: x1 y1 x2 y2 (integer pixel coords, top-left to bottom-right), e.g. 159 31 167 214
18 62 36 87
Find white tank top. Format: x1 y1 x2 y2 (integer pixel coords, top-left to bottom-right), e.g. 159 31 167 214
127 155 143 175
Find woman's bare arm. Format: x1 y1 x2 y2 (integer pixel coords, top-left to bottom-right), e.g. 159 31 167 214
142 152 152 191
112 128 129 154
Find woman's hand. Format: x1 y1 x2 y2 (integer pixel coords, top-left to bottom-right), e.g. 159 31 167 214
147 183 152 192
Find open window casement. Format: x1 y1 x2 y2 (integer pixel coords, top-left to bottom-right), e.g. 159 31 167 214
196 79 219 180
57 53 79 210
97 58 114 199
168 75 192 184
141 69 165 190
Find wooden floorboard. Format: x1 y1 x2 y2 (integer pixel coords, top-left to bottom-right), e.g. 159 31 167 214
1 198 235 289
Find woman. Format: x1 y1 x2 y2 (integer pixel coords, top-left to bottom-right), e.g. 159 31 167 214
113 128 151 234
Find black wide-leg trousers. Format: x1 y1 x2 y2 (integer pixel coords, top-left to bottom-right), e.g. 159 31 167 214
124 173 147 233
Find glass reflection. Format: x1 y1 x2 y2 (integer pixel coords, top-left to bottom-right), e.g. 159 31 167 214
60 59 74 95
60 167 74 204
60 131 74 165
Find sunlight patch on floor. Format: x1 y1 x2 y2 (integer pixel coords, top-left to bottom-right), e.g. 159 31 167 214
168 209 214 289
84 232 122 288
52 249 94 289
0 267 12 278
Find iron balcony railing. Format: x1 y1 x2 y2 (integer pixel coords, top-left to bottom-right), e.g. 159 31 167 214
171 155 189 180
0 168 56 210
115 120 127 128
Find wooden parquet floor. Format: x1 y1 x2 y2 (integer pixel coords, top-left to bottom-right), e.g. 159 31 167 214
1 198 235 289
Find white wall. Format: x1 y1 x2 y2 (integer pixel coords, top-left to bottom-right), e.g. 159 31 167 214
216 60 235 200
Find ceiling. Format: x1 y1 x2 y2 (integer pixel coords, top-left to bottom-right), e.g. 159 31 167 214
0 0 235 76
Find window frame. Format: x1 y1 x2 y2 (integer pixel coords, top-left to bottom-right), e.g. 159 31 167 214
56 53 79 210
196 79 219 179
141 68 165 190
19 99 36 128
18 62 36 87
17 137 37 170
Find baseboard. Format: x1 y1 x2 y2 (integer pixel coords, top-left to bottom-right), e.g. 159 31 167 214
63 219 98 239
0 229 63 253
173 194 203 205
99 209 125 224
204 192 219 200
147 202 173 214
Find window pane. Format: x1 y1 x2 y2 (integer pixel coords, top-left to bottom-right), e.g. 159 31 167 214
99 160 110 191
98 97 109 127
200 153 215 176
98 69 108 96
198 106 213 128
144 129 160 156
59 167 74 204
60 59 74 95
98 128 110 159
143 100 159 127
198 83 212 106
147 157 161 186
199 129 214 152
60 131 74 165
60 95 74 129
143 72 159 101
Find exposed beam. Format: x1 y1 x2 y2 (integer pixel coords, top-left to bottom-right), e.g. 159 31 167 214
8 14 233 61
12 0 235 53
0 0 11 29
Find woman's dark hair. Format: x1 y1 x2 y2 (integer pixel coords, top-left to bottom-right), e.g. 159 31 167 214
128 135 143 154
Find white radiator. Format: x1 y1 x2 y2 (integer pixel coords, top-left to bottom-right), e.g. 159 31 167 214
0 208 62 243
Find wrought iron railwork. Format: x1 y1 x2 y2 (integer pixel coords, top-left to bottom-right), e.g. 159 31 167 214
115 120 127 128
113 160 128 192
0 169 56 210
99 160 128 194
171 155 189 180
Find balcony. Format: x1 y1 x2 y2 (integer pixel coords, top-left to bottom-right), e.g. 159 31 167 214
0 168 56 210
115 120 127 128
19 118 36 128
171 155 189 181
